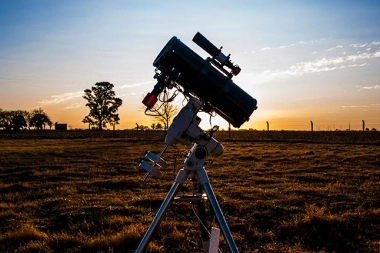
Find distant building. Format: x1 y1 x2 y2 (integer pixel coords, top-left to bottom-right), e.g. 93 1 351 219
55 123 67 131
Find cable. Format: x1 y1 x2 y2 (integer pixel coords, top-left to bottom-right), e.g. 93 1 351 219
191 204 223 253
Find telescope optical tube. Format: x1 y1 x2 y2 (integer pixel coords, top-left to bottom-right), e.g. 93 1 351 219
153 36 257 128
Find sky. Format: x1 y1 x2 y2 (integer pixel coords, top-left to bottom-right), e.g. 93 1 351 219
1 0 380 131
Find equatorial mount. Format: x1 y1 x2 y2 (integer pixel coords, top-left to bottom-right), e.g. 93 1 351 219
136 96 238 252
139 96 223 182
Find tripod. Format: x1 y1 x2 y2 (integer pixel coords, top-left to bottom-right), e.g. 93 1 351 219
136 143 239 252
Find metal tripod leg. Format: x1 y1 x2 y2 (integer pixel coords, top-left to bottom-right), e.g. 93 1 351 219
196 169 239 253
136 155 239 252
135 169 188 252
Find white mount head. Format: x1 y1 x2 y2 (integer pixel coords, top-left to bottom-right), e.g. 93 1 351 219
165 96 223 156
139 96 223 180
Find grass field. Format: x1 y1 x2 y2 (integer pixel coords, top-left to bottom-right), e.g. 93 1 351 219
0 132 380 252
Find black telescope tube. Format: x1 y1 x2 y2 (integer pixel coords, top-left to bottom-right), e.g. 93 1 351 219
153 36 257 128
193 32 221 57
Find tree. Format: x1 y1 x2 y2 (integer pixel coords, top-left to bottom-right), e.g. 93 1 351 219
25 111 32 130
12 113 27 130
12 110 29 131
150 89 178 132
0 109 12 130
0 110 28 130
82 82 123 130
29 108 52 130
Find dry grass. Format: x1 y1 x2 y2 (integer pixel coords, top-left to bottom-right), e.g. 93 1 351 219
0 134 380 252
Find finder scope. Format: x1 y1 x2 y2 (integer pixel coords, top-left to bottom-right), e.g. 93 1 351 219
142 32 257 128
192 32 241 76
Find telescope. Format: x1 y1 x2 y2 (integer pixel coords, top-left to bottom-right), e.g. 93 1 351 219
142 32 257 128
137 33 257 252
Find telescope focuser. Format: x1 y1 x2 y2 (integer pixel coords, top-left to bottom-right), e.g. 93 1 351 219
142 68 181 109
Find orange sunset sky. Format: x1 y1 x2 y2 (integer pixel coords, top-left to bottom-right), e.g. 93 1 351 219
1 1 380 131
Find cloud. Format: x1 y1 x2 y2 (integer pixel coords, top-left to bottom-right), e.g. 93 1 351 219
341 105 370 108
279 50 380 77
119 90 147 97
119 81 154 89
341 104 380 108
38 91 83 105
260 47 271 51
327 45 343 51
356 85 380 90
350 43 369 48
260 37 328 51
38 83 152 107
246 47 380 84
62 103 83 110
347 42 380 51
346 51 380 61
328 41 380 52
246 40 380 85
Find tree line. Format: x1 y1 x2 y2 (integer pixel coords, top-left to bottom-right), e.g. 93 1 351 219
1 81 178 131
0 108 52 131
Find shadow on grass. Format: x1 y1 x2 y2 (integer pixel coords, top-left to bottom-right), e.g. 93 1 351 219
278 212 380 253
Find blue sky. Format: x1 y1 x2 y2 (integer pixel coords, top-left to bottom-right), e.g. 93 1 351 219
1 0 380 130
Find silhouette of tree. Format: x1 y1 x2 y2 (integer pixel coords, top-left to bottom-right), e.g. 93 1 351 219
25 111 32 130
150 89 178 132
109 113 120 131
47 120 53 130
82 82 123 130
12 113 27 130
0 109 12 130
29 108 52 130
